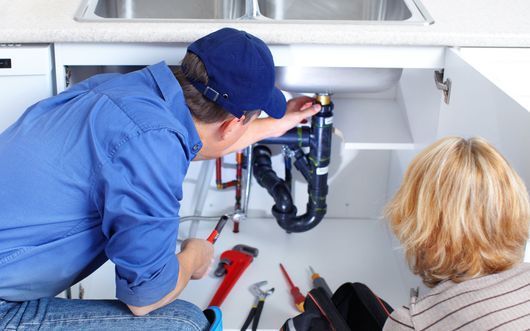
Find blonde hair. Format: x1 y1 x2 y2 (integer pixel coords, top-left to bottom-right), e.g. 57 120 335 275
385 137 530 287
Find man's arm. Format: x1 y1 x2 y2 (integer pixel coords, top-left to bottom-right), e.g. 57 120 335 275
221 97 321 155
97 129 211 315
127 239 213 316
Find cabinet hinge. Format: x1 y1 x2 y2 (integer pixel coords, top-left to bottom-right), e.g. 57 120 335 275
434 69 451 104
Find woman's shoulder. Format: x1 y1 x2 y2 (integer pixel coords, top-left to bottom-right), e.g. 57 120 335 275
386 263 530 330
416 262 530 303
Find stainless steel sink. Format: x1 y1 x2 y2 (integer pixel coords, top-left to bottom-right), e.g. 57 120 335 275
258 0 412 21
75 0 426 93
89 0 245 20
75 0 433 24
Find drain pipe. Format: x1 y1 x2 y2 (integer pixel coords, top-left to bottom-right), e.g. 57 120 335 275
253 94 334 232
253 145 296 216
260 127 310 147
240 0 268 20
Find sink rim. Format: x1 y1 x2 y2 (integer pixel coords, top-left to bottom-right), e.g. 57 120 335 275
74 0 434 25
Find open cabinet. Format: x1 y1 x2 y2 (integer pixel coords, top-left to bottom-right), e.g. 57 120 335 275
52 43 530 330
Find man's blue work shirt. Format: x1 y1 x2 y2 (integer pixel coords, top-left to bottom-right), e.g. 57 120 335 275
0 62 202 306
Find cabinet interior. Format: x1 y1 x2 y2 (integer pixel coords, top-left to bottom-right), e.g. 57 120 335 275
61 65 446 327
64 63 530 328
65 65 440 218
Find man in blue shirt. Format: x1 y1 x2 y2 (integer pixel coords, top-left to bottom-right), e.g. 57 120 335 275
0 28 320 329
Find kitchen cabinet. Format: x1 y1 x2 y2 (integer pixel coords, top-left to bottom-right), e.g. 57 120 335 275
50 43 530 329
0 44 54 132
437 48 530 184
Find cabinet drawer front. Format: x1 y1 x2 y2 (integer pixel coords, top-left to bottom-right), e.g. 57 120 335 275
0 44 52 76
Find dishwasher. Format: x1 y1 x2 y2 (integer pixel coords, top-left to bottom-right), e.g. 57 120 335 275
0 44 54 132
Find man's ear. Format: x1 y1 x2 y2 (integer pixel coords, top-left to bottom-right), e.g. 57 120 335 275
219 116 244 140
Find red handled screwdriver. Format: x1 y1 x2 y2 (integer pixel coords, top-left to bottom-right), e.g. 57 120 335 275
279 263 305 312
206 215 229 244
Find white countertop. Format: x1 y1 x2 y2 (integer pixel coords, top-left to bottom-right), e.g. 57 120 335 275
1 0 530 46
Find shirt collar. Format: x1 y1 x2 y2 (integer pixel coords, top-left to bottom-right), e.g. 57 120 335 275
147 61 202 158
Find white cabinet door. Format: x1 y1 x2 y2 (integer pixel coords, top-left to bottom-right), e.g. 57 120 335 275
456 48 530 112
437 48 530 186
0 45 54 132
438 47 530 262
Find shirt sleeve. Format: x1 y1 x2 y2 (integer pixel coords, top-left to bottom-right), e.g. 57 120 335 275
96 129 189 307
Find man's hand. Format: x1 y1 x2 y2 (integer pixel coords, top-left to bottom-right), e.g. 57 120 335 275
179 238 214 279
218 96 321 155
266 96 322 138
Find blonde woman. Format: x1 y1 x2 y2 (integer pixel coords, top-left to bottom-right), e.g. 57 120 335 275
384 137 530 330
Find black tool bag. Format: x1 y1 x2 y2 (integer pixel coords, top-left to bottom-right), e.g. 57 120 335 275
281 282 394 331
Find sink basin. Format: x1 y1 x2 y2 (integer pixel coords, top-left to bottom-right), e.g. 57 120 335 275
275 67 403 93
89 0 245 20
75 0 433 24
258 0 411 21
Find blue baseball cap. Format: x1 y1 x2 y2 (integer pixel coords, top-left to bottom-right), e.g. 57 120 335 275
185 28 286 119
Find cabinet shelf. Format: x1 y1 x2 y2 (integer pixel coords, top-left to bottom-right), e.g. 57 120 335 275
333 97 414 150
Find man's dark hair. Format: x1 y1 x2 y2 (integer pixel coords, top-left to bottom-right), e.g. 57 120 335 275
173 52 260 124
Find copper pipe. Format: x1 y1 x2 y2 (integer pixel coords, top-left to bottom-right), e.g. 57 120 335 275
235 152 243 209
216 158 223 189
216 157 237 189
231 152 242 233
215 153 244 232
234 152 244 233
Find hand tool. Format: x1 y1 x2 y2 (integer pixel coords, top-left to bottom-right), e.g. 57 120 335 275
309 266 333 298
209 245 259 307
240 281 275 331
206 214 229 244
279 263 305 312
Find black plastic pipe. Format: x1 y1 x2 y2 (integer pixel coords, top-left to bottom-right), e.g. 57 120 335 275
291 146 311 183
284 149 293 192
253 98 334 233
252 146 296 216
259 127 310 147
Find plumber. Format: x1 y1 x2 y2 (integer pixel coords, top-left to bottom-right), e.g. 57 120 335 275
0 28 320 330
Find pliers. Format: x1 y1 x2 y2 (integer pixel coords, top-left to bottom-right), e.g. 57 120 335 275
240 281 275 331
